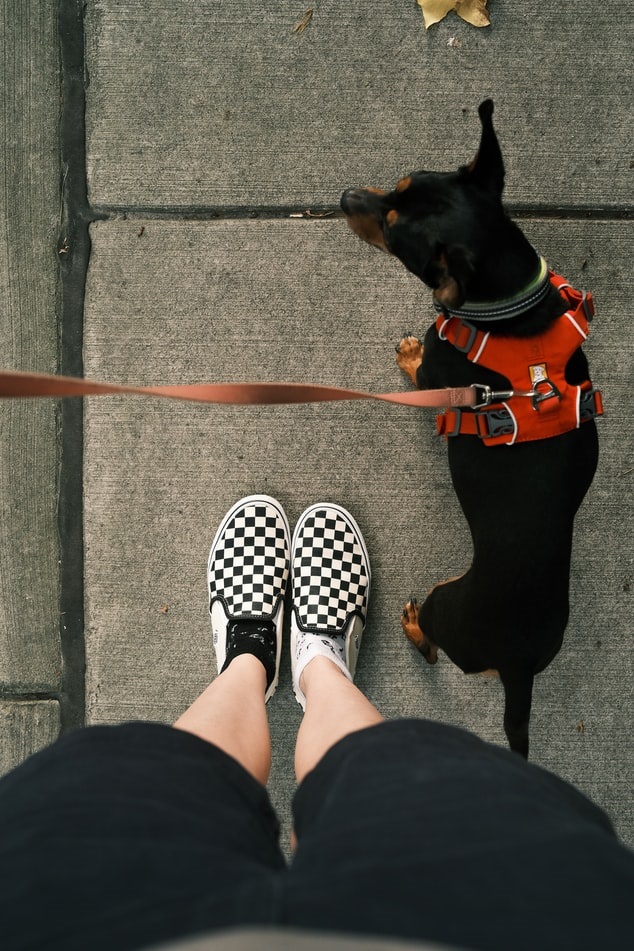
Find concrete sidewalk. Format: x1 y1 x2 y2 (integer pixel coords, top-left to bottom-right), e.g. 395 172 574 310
1 0 632 853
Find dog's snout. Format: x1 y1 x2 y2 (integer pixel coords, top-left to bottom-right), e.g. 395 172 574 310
340 186 386 216
340 188 365 215
340 187 389 250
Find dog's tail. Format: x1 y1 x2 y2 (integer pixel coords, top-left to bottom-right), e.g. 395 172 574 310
500 670 534 759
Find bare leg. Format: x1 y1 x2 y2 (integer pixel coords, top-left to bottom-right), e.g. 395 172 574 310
294 656 384 784
173 655 270 785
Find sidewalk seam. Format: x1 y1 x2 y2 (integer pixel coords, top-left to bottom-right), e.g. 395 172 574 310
57 0 95 732
89 204 634 222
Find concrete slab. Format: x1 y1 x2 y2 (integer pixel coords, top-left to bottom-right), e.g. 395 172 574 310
0 700 60 776
0 0 61 694
84 216 633 847
84 1 632 210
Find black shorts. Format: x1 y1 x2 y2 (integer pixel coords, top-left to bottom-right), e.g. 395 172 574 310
0 720 632 951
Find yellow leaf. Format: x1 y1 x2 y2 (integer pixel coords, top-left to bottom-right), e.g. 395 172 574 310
417 0 454 29
456 0 490 27
417 0 490 30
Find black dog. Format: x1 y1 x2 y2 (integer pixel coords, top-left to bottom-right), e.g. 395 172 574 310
341 100 602 757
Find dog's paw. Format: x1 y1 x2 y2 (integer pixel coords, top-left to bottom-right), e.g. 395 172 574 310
396 335 423 386
401 598 422 643
401 598 438 664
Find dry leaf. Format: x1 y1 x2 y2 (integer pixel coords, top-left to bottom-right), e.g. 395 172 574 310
289 209 335 219
303 209 335 218
417 0 490 30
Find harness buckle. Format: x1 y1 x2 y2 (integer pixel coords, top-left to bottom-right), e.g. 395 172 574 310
452 321 478 353
446 409 462 437
581 291 595 322
476 409 516 439
579 387 603 421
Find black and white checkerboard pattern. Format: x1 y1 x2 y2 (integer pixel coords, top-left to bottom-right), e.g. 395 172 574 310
209 502 289 618
292 509 369 633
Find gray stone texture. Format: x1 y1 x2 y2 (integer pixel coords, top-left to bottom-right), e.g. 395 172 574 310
0 700 60 776
84 1 632 209
0 0 61 696
83 217 633 847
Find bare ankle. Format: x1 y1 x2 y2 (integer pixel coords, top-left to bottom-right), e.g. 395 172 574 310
299 654 349 696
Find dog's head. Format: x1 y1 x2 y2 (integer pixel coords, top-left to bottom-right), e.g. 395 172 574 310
340 100 507 310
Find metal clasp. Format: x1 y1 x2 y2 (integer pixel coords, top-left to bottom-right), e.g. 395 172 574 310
471 379 562 411
529 377 562 410
471 384 514 409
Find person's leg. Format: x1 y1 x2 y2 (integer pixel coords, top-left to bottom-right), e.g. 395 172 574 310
0 496 293 951
174 628 383 788
286 502 634 949
0 721 286 951
288 718 634 950
175 493 291 784
174 654 271 784
294 656 383 782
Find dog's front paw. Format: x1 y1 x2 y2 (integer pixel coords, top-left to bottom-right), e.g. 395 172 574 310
401 598 438 664
396 335 423 386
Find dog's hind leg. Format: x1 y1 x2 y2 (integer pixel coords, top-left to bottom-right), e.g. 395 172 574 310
500 670 534 759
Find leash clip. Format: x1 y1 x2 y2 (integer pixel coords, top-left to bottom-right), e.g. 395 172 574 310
528 377 562 410
471 384 514 409
472 379 562 412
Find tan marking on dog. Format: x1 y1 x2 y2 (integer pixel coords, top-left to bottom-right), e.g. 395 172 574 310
395 175 412 193
346 213 387 250
432 575 462 589
342 187 389 249
386 209 399 227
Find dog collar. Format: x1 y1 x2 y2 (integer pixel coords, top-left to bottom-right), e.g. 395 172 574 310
435 255 551 322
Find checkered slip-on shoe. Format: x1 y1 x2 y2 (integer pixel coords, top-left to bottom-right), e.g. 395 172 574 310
291 503 371 709
208 495 290 702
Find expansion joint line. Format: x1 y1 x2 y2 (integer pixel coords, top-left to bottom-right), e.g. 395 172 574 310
57 0 94 733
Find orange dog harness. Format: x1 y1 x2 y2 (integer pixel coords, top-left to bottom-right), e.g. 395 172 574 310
436 272 603 446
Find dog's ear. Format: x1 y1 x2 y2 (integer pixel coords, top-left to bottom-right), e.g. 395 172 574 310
425 245 475 309
463 99 505 196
